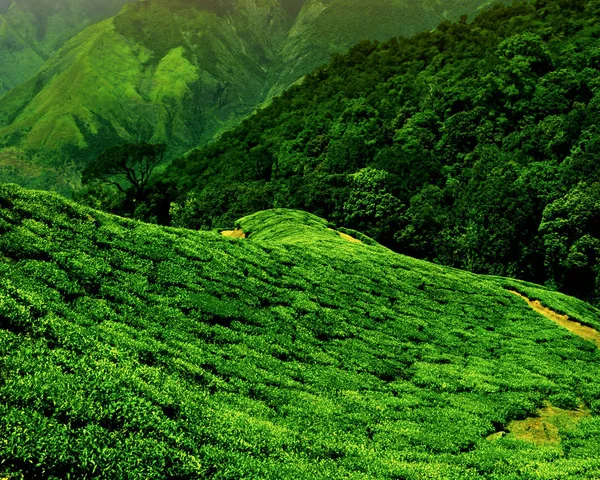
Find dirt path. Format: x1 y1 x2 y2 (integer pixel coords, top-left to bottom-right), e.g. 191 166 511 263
328 229 362 244
338 232 362 243
508 290 600 348
221 228 246 239
487 403 589 445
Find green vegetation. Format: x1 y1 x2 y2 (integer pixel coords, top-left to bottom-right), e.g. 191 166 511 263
0 0 502 190
0 0 129 96
160 0 600 306
82 143 166 207
1 183 600 478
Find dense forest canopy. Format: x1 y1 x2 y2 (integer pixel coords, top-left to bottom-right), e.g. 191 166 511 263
142 0 600 306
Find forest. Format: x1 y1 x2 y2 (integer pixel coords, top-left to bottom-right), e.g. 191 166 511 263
117 0 600 307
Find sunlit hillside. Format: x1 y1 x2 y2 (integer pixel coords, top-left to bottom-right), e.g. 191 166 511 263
1 184 599 478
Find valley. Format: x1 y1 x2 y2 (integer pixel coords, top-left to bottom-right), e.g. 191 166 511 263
0 0 504 190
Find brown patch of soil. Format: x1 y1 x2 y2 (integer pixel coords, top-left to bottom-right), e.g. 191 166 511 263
504 404 589 445
328 229 362 244
509 290 600 348
221 228 246 239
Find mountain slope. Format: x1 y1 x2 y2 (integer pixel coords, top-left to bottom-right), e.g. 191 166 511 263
159 0 600 306
269 0 499 97
1 183 600 478
0 0 503 189
0 0 290 151
0 0 129 96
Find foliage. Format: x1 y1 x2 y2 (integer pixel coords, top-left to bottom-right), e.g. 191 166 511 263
161 0 600 305
82 143 166 201
539 182 600 300
1 184 600 478
0 0 505 185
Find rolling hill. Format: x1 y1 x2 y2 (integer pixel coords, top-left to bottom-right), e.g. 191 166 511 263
158 0 600 307
1 183 600 478
0 0 502 190
0 0 130 96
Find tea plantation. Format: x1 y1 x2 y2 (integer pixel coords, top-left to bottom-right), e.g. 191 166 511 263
1 184 600 479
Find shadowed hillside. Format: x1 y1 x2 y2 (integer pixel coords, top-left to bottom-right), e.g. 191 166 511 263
0 0 129 95
1 184 600 478
0 0 504 190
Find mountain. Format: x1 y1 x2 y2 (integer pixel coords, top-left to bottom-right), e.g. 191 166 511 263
268 0 500 98
0 0 130 96
0 0 502 190
157 0 600 307
1 183 600 478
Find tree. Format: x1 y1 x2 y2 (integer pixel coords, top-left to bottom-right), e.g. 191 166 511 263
82 143 166 200
539 182 600 301
343 168 404 244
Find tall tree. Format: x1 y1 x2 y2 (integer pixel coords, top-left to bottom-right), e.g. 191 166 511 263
82 143 166 200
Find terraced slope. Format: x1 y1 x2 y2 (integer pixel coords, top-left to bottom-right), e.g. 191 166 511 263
0 184 599 478
0 0 504 190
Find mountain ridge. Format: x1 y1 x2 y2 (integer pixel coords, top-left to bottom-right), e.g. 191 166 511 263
0 0 505 190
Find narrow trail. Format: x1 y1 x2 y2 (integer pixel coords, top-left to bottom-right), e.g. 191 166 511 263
508 290 600 348
328 229 362 244
221 228 246 239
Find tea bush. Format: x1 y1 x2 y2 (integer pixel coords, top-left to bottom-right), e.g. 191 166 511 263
0 184 599 478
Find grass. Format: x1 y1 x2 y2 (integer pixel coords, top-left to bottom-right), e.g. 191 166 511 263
0 185 600 478
505 403 590 446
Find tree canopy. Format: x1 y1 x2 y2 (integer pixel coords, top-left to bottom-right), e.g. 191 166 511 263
82 143 166 200
146 0 600 306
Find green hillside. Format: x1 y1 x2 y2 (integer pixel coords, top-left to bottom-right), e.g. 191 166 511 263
0 0 129 96
269 0 500 97
1 183 600 478
159 0 600 306
0 0 503 190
